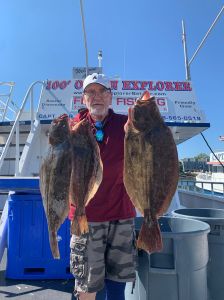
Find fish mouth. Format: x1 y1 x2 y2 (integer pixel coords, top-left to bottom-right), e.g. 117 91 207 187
135 93 155 106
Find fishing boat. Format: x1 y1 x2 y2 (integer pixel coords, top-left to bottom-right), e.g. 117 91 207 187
195 151 224 194
178 150 224 210
0 72 210 299
1 3 224 298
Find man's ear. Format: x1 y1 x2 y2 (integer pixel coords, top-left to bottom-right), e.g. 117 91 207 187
82 95 86 105
109 93 112 105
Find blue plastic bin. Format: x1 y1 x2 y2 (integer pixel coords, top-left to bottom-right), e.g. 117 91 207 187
6 192 72 279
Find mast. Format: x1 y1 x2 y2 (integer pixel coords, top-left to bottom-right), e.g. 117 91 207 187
181 20 191 80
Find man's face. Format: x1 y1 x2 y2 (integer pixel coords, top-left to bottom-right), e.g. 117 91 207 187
83 83 112 120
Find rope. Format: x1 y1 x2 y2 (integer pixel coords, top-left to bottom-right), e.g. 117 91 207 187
200 132 224 171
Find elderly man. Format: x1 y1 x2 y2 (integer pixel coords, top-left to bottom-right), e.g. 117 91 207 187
69 73 137 300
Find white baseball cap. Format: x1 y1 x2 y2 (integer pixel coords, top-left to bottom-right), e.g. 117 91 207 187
83 73 111 90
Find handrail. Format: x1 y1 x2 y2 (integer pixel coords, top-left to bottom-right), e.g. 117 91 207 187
0 81 17 122
1 84 15 121
178 179 224 196
0 80 46 174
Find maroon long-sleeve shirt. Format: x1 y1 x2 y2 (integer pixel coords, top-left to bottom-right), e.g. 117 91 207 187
68 108 136 222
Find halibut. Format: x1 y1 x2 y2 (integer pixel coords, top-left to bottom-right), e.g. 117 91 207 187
40 114 72 259
70 119 103 236
124 91 179 252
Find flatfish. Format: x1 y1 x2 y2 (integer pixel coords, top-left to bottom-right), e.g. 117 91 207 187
124 91 179 252
70 119 103 235
40 114 72 259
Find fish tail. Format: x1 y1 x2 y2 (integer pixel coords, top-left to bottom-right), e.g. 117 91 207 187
71 214 89 236
49 231 60 259
137 218 162 253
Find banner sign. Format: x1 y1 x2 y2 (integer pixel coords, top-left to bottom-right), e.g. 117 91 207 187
37 79 206 124
210 152 224 163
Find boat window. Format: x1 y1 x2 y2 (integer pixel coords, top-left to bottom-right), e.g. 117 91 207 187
217 166 224 173
212 166 217 173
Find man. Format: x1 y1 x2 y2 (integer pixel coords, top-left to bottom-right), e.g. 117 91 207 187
69 73 137 300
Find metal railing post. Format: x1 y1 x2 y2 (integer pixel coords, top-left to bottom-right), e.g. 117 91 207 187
15 123 20 176
30 87 34 132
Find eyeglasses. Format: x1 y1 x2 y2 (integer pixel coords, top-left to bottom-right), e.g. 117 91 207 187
95 121 104 142
84 88 111 99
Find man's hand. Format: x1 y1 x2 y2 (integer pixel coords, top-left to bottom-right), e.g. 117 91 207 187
124 107 134 132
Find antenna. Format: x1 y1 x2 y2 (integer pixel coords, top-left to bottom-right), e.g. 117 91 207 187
79 0 89 76
98 50 102 68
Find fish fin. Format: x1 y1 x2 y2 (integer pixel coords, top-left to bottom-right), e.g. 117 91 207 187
137 218 162 253
71 219 79 236
71 215 89 236
78 215 89 234
49 231 60 259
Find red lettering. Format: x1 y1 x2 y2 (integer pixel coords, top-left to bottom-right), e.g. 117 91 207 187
110 80 118 90
173 82 182 91
156 81 164 91
46 80 71 90
52 81 59 89
74 80 83 90
182 82 192 91
116 98 136 105
156 98 166 106
117 98 125 105
122 81 132 90
148 81 156 91
140 81 148 90
59 81 67 89
46 81 51 90
73 97 83 104
164 81 174 91
132 81 140 90
127 98 135 105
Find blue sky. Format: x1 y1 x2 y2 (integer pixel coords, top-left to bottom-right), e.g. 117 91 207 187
0 0 224 159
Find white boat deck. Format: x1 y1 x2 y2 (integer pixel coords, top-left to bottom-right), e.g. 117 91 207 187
0 250 106 300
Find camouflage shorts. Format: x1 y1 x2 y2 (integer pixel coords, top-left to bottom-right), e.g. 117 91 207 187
70 218 137 293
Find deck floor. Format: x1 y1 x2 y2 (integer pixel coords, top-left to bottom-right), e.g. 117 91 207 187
0 250 105 300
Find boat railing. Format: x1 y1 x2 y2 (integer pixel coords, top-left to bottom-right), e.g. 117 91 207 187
0 81 45 176
178 179 224 196
196 173 212 181
0 81 17 122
